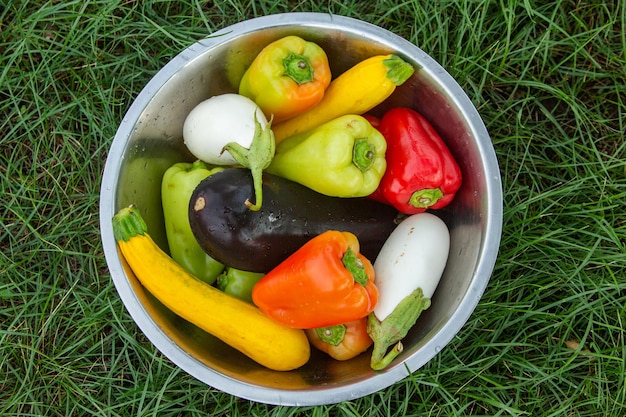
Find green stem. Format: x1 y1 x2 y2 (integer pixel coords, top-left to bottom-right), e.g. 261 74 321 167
315 324 347 346
383 54 415 86
112 206 148 242
367 287 431 371
190 159 208 170
222 114 275 211
246 164 265 211
352 138 376 172
370 340 403 371
342 248 368 287
283 52 314 85
408 188 444 209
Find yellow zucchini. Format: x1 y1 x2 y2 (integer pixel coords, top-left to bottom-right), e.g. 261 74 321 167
272 54 414 143
112 206 310 371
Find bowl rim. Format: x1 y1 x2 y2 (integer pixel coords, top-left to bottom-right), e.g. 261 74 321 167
100 12 503 406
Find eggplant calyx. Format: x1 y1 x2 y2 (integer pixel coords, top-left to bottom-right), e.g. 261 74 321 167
367 287 431 371
222 114 275 211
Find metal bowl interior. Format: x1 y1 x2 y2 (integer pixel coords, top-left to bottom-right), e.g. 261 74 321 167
100 13 502 406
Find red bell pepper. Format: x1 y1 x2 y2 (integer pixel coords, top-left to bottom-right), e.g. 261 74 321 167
370 107 462 214
305 317 373 361
251 230 379 329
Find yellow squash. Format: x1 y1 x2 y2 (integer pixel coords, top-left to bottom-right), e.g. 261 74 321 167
271 54 415 143
112 206 310 371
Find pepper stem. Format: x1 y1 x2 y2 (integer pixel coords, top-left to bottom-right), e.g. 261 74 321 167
353 138 376 172
342 248 368 287
283 52 314 85
190 160 209 171
222 114 275 211
315 324 347 346
367 287 431 370
408 188 444 209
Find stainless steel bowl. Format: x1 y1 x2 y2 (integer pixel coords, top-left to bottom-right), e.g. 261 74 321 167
100 13 502 406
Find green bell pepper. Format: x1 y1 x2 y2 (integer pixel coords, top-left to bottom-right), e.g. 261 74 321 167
161 160 225 284
266 114 387 197
216 267 265 303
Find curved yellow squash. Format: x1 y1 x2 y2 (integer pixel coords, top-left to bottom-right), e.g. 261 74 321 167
271 54 415 143
113 206 310 371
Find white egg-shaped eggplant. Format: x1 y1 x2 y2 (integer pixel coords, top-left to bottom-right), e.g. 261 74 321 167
183 93 268 165
373 212 450 321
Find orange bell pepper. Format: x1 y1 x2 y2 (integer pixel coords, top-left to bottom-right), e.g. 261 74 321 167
251 230 379 329
238 35 331 123
306 317 373 361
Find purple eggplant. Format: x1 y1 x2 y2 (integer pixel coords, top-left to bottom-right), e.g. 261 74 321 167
189 168 399 273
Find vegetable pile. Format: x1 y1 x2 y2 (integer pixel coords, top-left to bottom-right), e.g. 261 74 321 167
112 35 463 372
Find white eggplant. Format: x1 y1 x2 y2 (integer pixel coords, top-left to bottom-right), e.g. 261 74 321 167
183 93 275 211
367 212 450 370
373 212 450 321
183 93 269 165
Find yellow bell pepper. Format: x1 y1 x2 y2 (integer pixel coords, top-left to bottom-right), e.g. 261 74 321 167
238 36 331 123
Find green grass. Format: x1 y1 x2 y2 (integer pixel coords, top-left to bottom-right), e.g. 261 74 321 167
1 0 625 415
